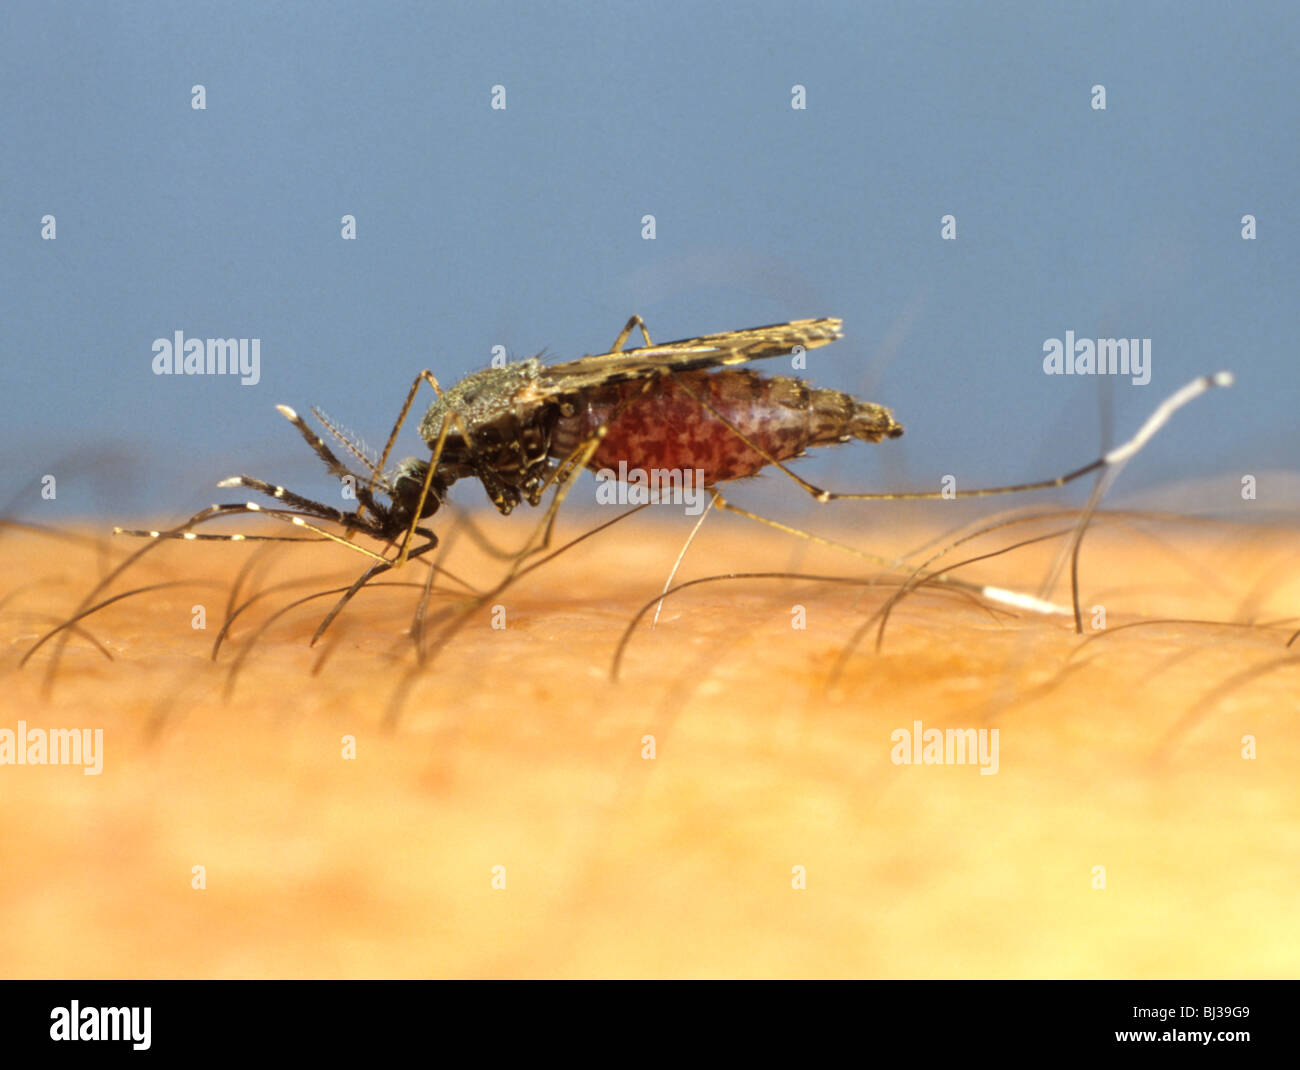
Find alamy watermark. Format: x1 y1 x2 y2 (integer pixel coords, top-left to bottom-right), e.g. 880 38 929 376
1043 331 1150 386
890 720 999 775
1 721 103 775
50 1001 150 1050
151 330 261 385
594 462 708 516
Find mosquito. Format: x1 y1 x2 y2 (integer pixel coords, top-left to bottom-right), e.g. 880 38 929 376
23 315 1232 678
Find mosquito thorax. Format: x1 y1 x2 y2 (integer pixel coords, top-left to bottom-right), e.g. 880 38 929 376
417 359 544 448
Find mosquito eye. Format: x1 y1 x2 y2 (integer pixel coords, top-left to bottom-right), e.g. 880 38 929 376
478 427 501 446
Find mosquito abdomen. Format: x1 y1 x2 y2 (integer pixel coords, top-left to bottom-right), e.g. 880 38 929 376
551 369 903 484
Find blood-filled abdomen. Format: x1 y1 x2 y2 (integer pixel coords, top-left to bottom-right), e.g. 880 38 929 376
548 369 904 486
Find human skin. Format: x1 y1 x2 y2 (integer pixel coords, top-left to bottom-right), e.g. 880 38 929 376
1 507 1297 978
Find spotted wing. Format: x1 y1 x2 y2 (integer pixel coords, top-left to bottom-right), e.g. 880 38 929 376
536 317 843 395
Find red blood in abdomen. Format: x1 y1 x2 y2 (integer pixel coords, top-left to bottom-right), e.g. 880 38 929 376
550 370 809 485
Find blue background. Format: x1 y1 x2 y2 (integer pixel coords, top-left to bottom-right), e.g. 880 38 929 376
2 0 1296 524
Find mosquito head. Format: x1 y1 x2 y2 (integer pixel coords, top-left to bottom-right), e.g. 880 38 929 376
389 456 446 528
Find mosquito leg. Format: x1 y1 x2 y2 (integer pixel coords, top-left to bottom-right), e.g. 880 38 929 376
708 490 1067 616
471 379 680 591
112 526 316 543
652 493 716 627
222 582 396 700
408 422 616 664
661 371 1232 643
311 534 443 646
671 371 1233 504
401 426 610 669
500 425 608 581
22 501 305 673
238 503 394 564
393 410 454 568
211 536 459 660
610 571 1015 682
124 494 394 567
371 370 447 497
610 314 653 352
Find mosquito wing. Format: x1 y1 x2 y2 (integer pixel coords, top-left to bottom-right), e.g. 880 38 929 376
535 317 844 395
